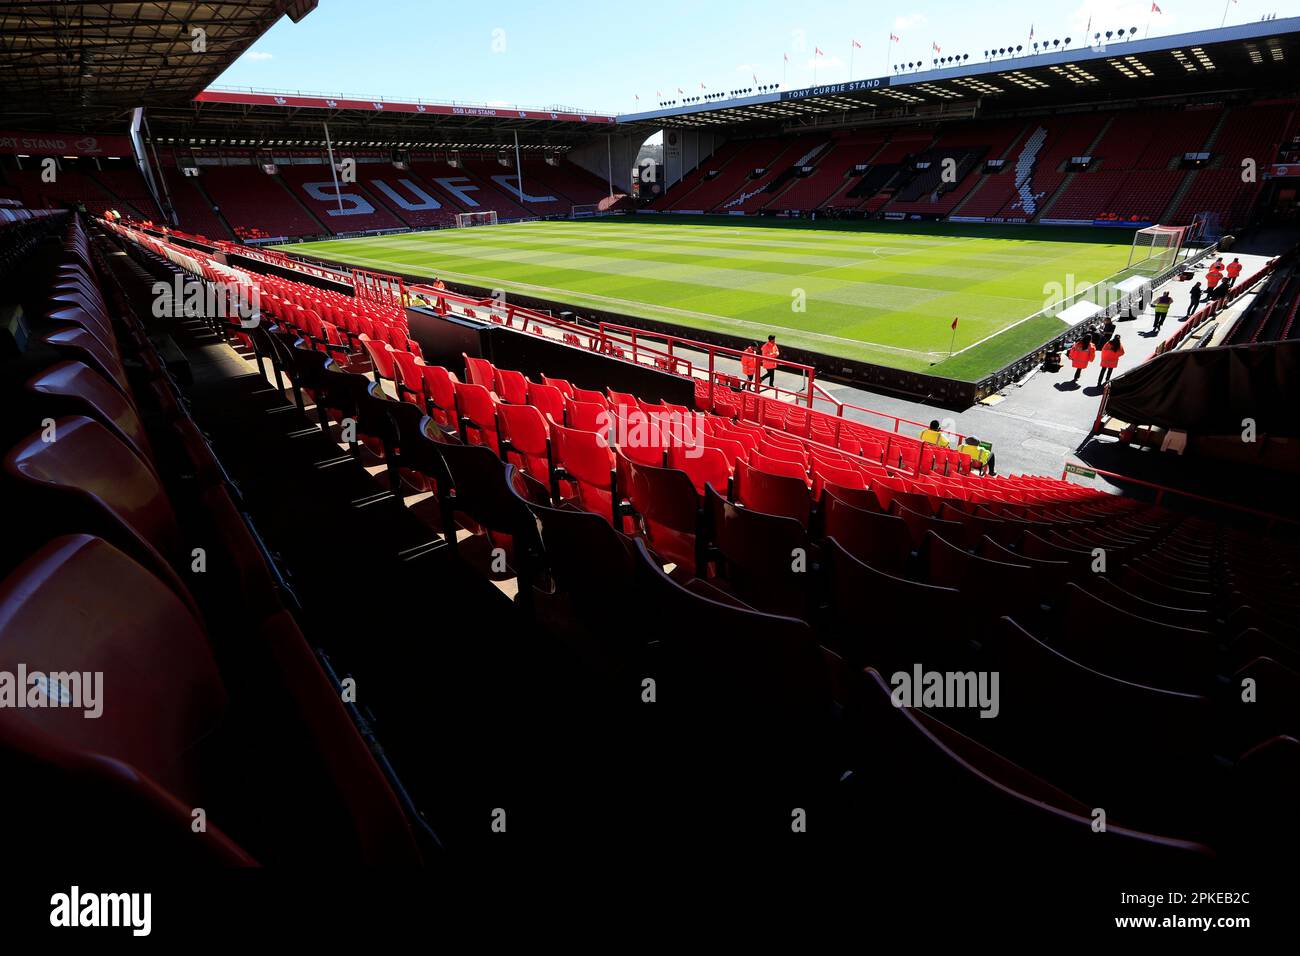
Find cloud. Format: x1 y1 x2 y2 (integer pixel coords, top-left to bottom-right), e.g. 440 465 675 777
244 51 273 61
735 63 754 73
894 14 926 32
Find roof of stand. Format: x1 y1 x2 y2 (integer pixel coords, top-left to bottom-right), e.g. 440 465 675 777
0 1 317 130
617 18 1300 130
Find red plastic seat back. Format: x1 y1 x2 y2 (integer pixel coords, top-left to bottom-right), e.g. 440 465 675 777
494 368 529 404
541 374 574 397
5 416 190 590
749 450 810 484
453 381 499 452
565 396 611 433
419 364 458 426
0 535 227 805
618 450 699 569
552 421 616 521
463 353 496 389
668 444 731 497
497 402 551 485
25 360 155 468
389 350 424 403
527 381 566 425
734 458 812 527
361 337 396 380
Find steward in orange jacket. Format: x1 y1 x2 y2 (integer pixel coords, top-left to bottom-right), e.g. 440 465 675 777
1068 337 1095 383
1097 336 1124 385
740 346 758 387
759 335 780 389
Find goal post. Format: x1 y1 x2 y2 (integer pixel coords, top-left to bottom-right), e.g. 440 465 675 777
1127 224 1188 276
455 211 498 228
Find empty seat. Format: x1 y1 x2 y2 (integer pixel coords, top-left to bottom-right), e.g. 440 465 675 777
703 485 810 617
839 667 1214 865
462 353 496 389
617 449 700 571
497 401 552 486
925 531 1037 619
453 381 499 453
0 534 421 865
24 360 155 468
821 492 913 575
550 420 618 524
733 458 812 527
4 415 196 610
667 444 732 497
1058 583 1216 693
823 538 964 672
493 367 529 404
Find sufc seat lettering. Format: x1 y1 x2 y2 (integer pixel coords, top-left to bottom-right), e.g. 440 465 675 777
302 181 375 216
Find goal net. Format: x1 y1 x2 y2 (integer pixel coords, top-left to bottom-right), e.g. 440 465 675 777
1127 224 1187 276
455 211 498 228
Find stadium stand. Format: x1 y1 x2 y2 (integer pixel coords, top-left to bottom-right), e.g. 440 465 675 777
198 165 324 237
5 201 1296 878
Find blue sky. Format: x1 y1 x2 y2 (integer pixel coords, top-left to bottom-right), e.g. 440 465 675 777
214 0 1300 114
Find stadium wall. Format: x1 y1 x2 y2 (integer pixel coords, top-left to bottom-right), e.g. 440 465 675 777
566 133 641 195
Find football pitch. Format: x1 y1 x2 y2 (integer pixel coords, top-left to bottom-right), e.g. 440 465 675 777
279 216 1138 381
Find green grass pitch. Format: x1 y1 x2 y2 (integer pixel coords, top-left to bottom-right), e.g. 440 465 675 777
277 216 1137 381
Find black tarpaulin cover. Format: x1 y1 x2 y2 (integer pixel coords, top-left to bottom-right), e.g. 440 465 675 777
1105 340 1300 436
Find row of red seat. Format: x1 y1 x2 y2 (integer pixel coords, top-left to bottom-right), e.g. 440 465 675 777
1 212 424 864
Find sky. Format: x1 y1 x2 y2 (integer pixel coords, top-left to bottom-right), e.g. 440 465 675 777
213 0 1300 115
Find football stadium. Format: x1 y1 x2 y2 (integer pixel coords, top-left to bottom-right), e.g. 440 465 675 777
2 0 1299 936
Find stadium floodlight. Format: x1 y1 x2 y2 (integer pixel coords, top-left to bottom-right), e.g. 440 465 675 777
455 211 498 228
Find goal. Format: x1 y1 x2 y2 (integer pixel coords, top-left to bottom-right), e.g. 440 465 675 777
455 211 498 228
1127 224 1187 276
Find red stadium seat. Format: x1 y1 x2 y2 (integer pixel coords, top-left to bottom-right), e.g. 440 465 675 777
527 380 566 426
733 458 812 527
704 485 811 617
497 401 552 486
564 396 610 432
453 381 499 453
24 360 156 468
821 493 912 575
493 367 529 405
463 353 496 389
668 444 732 497
550 420 618 524
617 449 700 571
4 416 197 612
